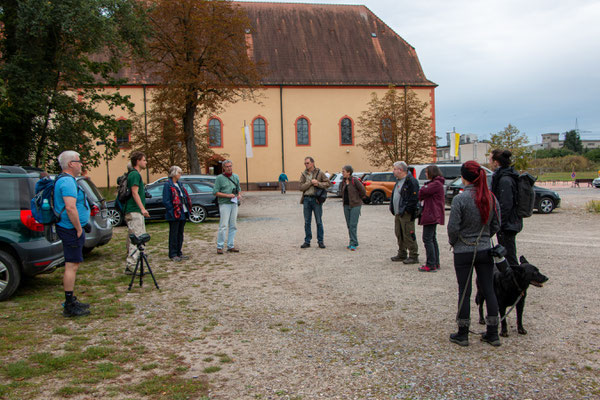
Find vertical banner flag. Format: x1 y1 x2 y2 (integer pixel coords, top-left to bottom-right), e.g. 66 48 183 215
244 124 253 158
450 132 460 158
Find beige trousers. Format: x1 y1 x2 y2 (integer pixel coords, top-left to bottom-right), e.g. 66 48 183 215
125 212 146 269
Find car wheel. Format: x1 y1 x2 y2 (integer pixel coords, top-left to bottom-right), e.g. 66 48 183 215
0 250 21 301
537 197 555 214
189 205 207 223
370 191 385 205
107 208 123 227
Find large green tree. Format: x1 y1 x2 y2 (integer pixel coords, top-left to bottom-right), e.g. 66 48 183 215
489 124 531 170
357 86 434 167
0 0 148 171
139 0 262 174
563 129 583 153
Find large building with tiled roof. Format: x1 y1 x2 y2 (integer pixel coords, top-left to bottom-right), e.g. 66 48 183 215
90 1 436 187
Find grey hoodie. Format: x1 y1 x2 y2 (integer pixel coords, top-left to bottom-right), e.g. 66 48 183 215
447 185 501 253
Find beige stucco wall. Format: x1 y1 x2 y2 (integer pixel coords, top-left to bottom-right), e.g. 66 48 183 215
86 85 436 188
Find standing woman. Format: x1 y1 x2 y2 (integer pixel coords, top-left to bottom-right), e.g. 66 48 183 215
339 165 366 250
162 166 192 262
489 149 522 267
417 165 445 272
447 161 501 347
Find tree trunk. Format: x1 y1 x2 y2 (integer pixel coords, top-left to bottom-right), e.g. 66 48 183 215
183 101 201 174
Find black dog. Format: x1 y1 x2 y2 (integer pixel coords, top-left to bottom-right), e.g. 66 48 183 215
476 255 549 337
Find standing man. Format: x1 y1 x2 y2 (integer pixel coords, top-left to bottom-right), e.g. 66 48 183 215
389 161 420 264
124 151 149 274
54 150 90 317
278 171 288 194
214 160 242 254
490 149 522 266
299 156 331 249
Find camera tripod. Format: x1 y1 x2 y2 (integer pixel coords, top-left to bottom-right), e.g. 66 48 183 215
127 233 160 291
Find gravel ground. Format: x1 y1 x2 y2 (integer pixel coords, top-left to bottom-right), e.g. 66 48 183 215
169 187 600 399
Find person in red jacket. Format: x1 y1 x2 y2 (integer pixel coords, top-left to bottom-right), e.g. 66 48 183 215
417 165 445 272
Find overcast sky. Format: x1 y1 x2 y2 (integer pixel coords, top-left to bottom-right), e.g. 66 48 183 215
243 0 600 145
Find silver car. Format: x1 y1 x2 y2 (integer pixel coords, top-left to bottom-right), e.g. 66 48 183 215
76 177 113 254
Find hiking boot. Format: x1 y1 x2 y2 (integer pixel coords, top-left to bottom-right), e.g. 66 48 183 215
318 242 326 249
403 256 420 264
62 296 90 310
390 255 407 262
227 247 240 253
179 255 190 260
170 256 182 262
63 301 91 318
481 317 501 347
300 242 310 249
449 319 470 346
418 265 437 272
217 248 224 254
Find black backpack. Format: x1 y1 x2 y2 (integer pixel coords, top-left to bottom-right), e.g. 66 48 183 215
116 171 132 204
515 173 536 218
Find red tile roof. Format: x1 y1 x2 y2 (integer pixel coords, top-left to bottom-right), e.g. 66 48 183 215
238 2 435 86
115 2 435 87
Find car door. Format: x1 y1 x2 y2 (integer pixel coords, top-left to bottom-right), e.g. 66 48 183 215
382 173 397 198
145 183 166 219
189 182 217 210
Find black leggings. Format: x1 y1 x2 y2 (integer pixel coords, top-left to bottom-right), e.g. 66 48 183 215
454 250 498 321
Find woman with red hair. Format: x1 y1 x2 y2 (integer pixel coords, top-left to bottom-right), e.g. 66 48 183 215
447 161 501 347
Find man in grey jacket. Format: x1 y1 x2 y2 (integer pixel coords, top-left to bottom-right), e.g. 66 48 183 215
389 161 420 264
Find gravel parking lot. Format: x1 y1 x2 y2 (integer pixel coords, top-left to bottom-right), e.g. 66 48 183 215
168 187 600 399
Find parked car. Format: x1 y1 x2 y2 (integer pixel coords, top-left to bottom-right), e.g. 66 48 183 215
444 175 561 214
0 166 64 301
331 172 368 196
150 174 217 186
327 173 343 195
75 176 113 254
106 178 219 227
410 163 492 188
593 177 600 188
361 172 397 204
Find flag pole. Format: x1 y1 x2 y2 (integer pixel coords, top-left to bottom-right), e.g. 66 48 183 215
244 121 249 191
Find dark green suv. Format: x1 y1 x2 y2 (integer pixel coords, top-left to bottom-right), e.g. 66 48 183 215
0 166 64 301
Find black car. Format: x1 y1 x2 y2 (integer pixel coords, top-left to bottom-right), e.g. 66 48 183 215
444 176 561 214
0 166 64 301
107 179 219 227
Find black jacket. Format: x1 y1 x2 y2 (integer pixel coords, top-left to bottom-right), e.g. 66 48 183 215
491 166 523 233
389 174 420 218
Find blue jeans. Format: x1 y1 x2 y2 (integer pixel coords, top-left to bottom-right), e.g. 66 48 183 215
303 196 323 243
343 205 361 247
217 203 238 249
422 224 439 267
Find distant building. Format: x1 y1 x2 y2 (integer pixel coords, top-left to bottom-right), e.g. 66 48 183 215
539 132 600 150
437 133 490 164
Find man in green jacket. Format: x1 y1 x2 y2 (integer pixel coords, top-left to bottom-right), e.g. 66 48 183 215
213 160 242 254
